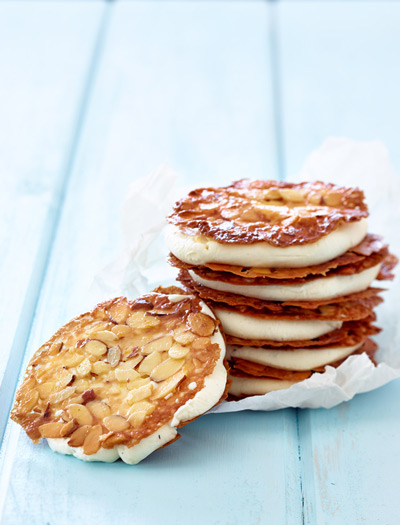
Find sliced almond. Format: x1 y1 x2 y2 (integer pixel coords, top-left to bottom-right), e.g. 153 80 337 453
83 425 103 455
49 386 76 404
103 415 130 432
91 330 118 344
118 356 143 370
115 368 140 382
84 340 108 357
263 188 281 200
191 337 211 350
127 310 161 330
86 400 112 420
109 302 130 323
67 404 93 426
173 331 195 345
76 358 92 377
168 343 190 359
39 422 65 438
278 188 305 202
63 354 85 368
187 313 215 337
91 361 112 375
126 383 153 404
111 325 133 338
142 335 173 355
324 192 342 206
152 371 186 400
128 401 155 416
60 420 78 437
138 352 162 375
128 411 147 429
150 358 185 382
37 382 55 399
107 346 121 367
126 377 151 391
20 390 39 412
68 425 91 447
308 193 322 205
56 370 74 390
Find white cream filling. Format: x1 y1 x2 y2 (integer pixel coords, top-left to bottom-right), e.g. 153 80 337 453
229 376 297 396
47 295 227 465
228 342 363 371
214 308 342 341
189 263 381 302
166 219 367 268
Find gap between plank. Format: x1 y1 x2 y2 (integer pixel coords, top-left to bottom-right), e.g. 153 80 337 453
0 2 113 451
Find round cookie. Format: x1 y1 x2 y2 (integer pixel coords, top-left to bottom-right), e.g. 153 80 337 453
11 290 227 464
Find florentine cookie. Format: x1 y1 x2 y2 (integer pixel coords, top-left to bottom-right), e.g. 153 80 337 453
11 290 227 464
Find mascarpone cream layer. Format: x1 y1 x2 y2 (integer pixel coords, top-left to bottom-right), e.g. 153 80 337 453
214 308 342 341
48 296 227 464
189 263 381 302
166 219 367 268
228 342 363 371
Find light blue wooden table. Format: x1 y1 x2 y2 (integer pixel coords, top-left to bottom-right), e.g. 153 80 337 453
1 2 400 524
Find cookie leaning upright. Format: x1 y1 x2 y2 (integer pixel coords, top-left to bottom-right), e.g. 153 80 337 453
167 180 397 398
11 290 227 464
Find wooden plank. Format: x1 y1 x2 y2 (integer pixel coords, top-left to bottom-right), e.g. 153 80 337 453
0 0 105 437
277 1 400 176
278 2 400 523
0 2 303 524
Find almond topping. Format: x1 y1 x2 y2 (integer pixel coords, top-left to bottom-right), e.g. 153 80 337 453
37 383 55 399
76 358 92 377
168 343 190 359
138 352 162 375
68 425 91 447
86 400 112 420
111 325 133 338
83 425 103 455
103 415 130 432
20 390 39 412
126 383 153 404
49 387 76 404
60 420 78 437
127 311 160 329
115 368 140 382
126 377 151 391
67 404 93 426
278 188 305 202
324 192 342 206
91 330 118 344
118 356 143 370
128 401 155 416
187 313 215 337
109 302 130 323
107 346 121 367
84 340 108 357
150 358 185 382
142 335 173 355
91 361 112 375
173 331 195 345
39 422 65 438
128 411 147 429
152 371 186 400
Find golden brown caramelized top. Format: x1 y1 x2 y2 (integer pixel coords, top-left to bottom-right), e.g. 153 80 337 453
11 291 223 454
168 180 368 245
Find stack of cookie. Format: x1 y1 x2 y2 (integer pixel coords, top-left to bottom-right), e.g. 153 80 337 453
166 180 397 398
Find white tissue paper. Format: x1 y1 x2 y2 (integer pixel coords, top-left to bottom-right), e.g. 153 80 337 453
93 138 400 411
